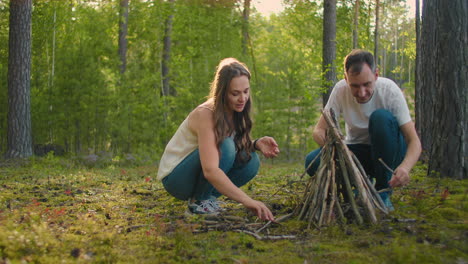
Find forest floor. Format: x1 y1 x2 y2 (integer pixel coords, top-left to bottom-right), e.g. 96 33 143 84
0 156 466 264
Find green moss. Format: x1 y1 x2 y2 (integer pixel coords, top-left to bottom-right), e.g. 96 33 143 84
429 207 465 220
0 159 466 263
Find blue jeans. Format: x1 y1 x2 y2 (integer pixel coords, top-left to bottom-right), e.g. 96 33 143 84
162 137 260 201
305 109 407 190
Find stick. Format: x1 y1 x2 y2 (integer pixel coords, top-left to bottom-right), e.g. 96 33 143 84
330 127 377 224
378 158 394 174
235 230 296 240
300 146 325 179
255 213 293 233
327 158 337 224
337 150 363 225
351 152 387 214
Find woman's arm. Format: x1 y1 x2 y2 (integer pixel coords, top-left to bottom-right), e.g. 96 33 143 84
190 107 274 221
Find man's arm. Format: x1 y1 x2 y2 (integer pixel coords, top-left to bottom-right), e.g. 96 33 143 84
389 121 422 187
313 115 329 147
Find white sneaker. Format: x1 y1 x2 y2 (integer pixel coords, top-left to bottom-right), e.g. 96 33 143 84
187 199 219 215
206 196 226 212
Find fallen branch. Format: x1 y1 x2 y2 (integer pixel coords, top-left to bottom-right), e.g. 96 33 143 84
235 229 296 240
255 213 293 233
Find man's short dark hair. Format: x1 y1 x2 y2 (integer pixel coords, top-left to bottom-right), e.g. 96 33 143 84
344 49 376 75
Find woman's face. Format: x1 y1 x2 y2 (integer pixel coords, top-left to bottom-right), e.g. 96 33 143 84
227 75 250 113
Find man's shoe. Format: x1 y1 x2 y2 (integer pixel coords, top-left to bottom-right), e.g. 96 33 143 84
379 191 395 212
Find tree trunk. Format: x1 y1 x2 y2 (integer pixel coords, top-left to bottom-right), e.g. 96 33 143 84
44 6 56 144
353 0 360 49
242 0 251 56
161 0 176 96
374 0 380 66
418 0 467 179
6 0 33 159
322 0 337 107
244 0 258 91
415 0 422 143
75 120 81 154
392 23 398 82
380 3 386 76
382 47 386 76
118 0 130 153
118 0 129 74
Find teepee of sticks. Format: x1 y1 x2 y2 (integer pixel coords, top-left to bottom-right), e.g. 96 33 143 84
294 109 388 228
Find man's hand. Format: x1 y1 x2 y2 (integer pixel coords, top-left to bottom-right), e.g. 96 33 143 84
313 115 328 146
256 136 280 158
389 166 410 187
389 121 421 188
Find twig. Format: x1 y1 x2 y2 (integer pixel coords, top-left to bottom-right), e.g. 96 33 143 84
255 213 293 233
350 154 387 214
337 150 363 225
327 159 337 224
300 146 325 179
235 229 296 240
318 160 333 226
378 158 394 174
377 188 393 193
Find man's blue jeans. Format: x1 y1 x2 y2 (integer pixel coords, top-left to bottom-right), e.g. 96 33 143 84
304 109 407 190
162 137 260 201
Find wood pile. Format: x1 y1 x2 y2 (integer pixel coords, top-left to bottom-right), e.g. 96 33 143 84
295 109 388 228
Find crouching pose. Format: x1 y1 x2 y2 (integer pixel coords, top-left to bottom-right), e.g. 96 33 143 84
157 58 279 221
305 49 421 211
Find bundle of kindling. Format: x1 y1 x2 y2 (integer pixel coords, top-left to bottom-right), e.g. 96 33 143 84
295 109 388 228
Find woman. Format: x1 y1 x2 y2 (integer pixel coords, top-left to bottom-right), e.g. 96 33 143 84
157 58 279 221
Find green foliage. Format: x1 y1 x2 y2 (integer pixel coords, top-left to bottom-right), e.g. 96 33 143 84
0 0 417 163
251 3 323 160
375 0 416 86
0 160 466 263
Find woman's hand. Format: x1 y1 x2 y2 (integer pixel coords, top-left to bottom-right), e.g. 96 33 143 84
243 199 275 221
255 136 280 158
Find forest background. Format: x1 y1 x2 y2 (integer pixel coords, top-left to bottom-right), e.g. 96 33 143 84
1 1 467 263
0 0 417 164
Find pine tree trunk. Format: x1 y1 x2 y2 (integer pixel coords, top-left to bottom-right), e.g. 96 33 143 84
353 0 360 49
242 0 251 56
6 0 33 159
418 0 467 179
374 0 380 66
322 0 337 107
415 0 423 150
118 0 129 74
162 0 175 96
118 0 130 153
48 6 57 143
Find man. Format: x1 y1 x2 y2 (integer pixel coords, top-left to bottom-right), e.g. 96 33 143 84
305 49 421 210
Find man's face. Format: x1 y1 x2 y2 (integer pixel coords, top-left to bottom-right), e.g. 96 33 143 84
345 64 378 104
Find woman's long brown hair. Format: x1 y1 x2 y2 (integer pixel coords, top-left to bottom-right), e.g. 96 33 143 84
208 58 253 163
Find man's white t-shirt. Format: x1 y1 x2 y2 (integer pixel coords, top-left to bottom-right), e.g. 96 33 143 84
325 77 411 144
